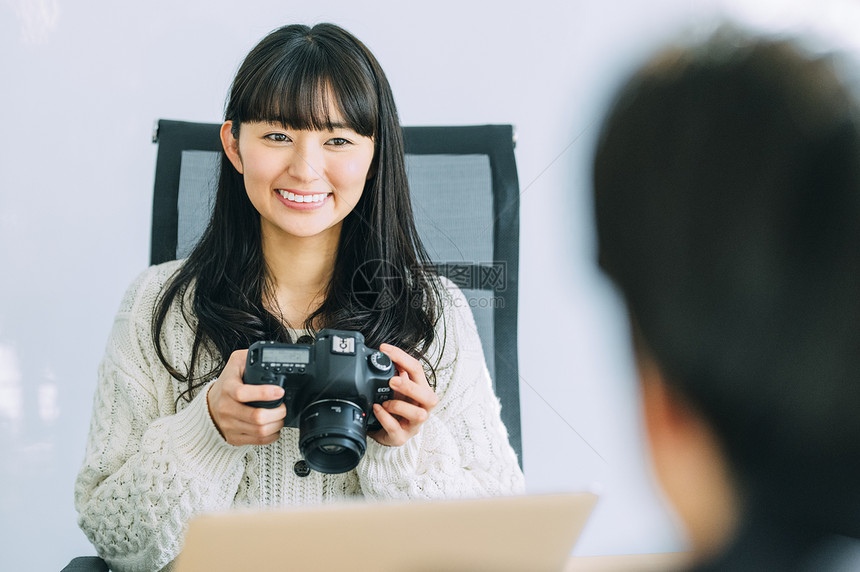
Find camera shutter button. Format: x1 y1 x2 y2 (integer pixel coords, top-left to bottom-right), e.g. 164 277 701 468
368 351 392 373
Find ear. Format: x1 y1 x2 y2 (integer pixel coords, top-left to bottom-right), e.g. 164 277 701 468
638 352 713 478
639 354 687 446
636 350 739 557
221 121 244 175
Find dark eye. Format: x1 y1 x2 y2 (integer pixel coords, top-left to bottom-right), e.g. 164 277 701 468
327 137 351 146
265 133 289 142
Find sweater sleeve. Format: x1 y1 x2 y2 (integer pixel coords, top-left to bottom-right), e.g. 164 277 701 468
74 267 250 572
356 279 526 499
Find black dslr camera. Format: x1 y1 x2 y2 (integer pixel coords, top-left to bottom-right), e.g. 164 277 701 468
243 329 395 474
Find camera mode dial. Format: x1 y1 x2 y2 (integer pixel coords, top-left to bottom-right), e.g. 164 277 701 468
368 351 392 373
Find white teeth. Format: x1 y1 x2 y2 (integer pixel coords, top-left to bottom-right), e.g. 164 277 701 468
279 190 328 203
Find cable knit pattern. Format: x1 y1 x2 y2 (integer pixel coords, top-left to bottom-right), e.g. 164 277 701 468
75 260 524 572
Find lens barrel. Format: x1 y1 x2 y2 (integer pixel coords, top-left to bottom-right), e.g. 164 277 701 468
298 400 367 474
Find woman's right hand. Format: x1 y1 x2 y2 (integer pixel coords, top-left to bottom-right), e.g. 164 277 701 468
206 349 286 445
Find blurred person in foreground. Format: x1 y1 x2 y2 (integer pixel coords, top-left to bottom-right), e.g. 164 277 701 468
593 28 860 571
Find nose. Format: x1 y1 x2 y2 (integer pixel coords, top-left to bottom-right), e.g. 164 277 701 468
285 144 322 184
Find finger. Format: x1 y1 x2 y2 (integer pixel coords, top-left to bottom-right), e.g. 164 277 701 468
212 393 284 428
379 344 426 385
234 382 285 405
238 402 287 425
216 358 271 400
382 399 429 425
373 403 408 447
389 376 439 410
231 418 285 440
222 350 286 404
373 403 403 428
218 408 284 445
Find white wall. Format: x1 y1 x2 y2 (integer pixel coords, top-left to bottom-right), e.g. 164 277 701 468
2 1 856 569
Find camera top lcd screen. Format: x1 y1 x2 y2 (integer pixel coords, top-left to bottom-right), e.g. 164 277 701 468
261 347 310 365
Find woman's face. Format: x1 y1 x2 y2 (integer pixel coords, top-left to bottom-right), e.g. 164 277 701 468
221 106 375 245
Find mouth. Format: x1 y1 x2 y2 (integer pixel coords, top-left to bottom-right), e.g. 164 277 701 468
277 190 332 204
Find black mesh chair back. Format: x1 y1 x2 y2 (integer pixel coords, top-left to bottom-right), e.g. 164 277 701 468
150 119 522 463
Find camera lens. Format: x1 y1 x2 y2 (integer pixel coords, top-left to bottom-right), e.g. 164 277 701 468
298 400 367 474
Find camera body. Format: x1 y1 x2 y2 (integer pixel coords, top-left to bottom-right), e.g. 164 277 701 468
243 329 395 474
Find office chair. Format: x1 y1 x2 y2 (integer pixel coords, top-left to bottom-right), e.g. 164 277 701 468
63 120 522 571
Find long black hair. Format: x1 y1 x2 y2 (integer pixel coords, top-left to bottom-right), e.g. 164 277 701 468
154 23 442 399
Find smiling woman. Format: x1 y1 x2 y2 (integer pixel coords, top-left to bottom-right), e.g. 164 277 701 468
72 23 524 572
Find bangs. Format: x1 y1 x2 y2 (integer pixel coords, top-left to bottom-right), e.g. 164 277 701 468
231 42 378 137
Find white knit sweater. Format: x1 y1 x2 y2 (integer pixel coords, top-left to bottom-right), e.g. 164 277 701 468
75 260 525 572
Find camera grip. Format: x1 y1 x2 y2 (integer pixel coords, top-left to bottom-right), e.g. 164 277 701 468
244 373 286 408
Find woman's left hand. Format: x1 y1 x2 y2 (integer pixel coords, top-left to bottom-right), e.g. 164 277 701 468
367 343 439 447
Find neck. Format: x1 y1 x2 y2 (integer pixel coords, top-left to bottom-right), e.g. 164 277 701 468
261 224 341 327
